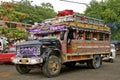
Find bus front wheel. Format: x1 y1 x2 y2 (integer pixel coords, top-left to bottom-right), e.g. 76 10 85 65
15 64 31 74
42 55 61 78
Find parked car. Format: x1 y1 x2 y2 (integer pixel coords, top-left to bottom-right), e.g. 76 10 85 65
109 44 116 62
102 44 116 63
0 46 16 63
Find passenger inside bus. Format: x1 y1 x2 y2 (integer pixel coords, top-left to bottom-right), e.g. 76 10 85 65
67 28 75 44
93 33 98 41
76 30 84 40
93 37 97 40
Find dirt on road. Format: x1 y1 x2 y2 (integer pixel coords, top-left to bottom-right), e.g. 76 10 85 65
0 55 120 80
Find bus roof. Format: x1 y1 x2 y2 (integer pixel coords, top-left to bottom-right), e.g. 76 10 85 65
26 14 110 34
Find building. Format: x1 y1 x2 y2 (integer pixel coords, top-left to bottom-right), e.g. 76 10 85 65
0 20 32 29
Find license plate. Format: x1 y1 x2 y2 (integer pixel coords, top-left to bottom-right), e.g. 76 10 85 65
21 59 28 64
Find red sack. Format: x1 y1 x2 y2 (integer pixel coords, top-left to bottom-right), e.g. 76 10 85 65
56 9 74 18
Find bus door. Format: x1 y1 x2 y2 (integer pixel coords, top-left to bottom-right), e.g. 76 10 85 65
60 30 68 54
66 28 75 53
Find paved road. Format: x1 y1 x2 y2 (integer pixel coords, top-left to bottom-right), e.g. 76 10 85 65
0 56 120 80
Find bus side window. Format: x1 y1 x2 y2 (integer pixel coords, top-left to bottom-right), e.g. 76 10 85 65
85 32 91 40
76 31 84 40
93 33 98 41
105 34 109 41
99 33 103 41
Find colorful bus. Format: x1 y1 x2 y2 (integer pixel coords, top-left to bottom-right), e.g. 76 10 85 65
12 12 110 77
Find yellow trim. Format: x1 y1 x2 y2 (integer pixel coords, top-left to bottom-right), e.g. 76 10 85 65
65 58 92 62
66 52 110 56
62 52 110 62
63 22 110 32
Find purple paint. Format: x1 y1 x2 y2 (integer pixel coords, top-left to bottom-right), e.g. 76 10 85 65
26 23 66 34
20 47 39 57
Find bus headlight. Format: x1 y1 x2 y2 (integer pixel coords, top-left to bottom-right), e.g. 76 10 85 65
37 47 41 55
17 48 20 54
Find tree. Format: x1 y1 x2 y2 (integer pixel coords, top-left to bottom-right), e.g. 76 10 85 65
41 2 53 9
85 0 120 23
0 27 28 39
14 0 56 23
85 0 120 40
0 0 56 23
0 2 28 21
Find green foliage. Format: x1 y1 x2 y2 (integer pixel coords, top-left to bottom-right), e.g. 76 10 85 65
0 27 28 39
111 23 120 40
0 2 27 21
0 0 56 23
85 0 120 23
14 0 56 23
0 0 56 40
85 0 120 40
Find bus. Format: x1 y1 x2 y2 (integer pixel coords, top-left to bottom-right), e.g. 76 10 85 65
12 12 111 77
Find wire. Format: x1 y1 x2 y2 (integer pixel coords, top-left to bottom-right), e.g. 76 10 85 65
60 0 88 6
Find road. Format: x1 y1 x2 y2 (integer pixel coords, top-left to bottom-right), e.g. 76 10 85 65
0 55 120 80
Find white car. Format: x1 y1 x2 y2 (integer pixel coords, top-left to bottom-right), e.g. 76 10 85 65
102 44 116 63
109 44 116 62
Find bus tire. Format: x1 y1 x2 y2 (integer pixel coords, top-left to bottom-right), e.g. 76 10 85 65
87 55 101 69
15 64 31 74
42 55 61 78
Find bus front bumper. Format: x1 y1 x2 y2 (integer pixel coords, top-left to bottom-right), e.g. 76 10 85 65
11 57 43 65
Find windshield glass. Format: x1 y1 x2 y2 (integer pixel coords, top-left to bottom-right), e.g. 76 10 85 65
9 47 16 52
33 32 60 40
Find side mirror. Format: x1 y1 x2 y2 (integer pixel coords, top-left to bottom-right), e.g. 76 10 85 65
60 31 65 40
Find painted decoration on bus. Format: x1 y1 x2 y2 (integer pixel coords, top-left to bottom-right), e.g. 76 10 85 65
26 23 66 34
